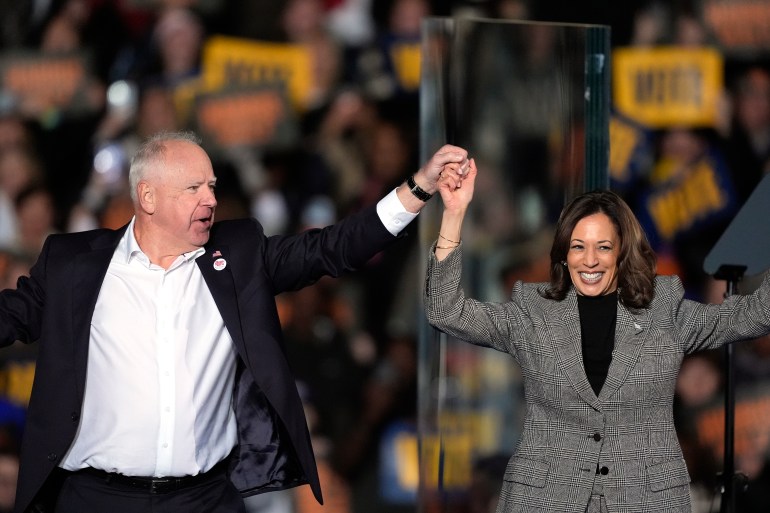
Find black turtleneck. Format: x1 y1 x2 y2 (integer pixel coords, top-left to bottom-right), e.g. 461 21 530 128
577 291 618 396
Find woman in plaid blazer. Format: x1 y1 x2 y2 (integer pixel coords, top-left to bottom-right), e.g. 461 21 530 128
423 159 770 513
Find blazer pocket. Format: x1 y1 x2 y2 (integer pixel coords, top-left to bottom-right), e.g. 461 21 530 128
503 456 550 488
646 458 691 492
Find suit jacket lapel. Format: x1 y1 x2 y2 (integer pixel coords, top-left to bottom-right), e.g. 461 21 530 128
549 291 649 408
72 226 127 396
196 246 246 356
550 290 602 409
598 304 648 402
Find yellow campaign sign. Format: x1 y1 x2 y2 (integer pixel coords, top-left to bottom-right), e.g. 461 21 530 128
418 410 502 491
389 41 421 91
420 432 473 489
0 360 36 407
201 36 313 111
393 431 419 489
613 47 723 128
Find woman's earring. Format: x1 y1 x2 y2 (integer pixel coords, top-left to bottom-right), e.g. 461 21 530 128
561 261 567 266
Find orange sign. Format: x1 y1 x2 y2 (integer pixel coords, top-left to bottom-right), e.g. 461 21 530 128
702 0 770 50
0 51 91 114
696 388 770 463
195 87 295 149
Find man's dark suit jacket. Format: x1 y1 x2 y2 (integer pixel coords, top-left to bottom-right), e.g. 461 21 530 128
0 204 398 513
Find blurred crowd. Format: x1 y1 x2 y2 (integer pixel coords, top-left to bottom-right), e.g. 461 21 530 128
0 0 769 512
612 5 770 512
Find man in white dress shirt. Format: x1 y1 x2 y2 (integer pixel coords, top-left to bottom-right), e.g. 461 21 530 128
0 130 468 513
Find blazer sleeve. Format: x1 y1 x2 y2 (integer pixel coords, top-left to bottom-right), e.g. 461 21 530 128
658 272 770 354
260 204 399 294
423 242 536 360
0 237 49 347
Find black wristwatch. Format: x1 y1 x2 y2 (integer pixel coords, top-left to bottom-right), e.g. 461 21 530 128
406 175 433 202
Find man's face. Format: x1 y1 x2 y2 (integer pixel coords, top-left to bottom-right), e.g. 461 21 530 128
144 140 217 252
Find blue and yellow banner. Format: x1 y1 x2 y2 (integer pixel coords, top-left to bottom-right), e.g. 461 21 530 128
636 148 738 248
609 112 654 192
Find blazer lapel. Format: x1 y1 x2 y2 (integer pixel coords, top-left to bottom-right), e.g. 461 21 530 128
72 226 127 396
598 304 648 402
196 246 246 355
550 290 602 409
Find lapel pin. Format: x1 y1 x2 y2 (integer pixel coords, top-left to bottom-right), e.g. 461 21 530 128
212 250 222 258
213 257 227 271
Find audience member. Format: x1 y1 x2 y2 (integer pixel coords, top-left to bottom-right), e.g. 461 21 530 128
0 149 44 250
13 185 58 256
281 0 344 109
724 65 770 205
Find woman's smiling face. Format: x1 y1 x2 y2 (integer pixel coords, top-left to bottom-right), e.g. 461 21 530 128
566 212 619 296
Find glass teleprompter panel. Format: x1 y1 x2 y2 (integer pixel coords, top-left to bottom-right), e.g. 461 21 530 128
417 16 610 513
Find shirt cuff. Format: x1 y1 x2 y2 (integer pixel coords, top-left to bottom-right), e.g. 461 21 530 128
376 188 419 236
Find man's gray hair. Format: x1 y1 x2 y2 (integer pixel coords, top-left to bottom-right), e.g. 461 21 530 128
128 130 202 203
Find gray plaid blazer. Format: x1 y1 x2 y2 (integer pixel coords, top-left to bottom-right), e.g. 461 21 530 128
424 245 770 513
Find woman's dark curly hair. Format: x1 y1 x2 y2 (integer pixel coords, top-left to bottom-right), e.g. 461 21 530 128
540 190 657 310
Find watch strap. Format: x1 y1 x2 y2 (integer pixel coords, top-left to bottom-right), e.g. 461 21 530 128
406 175 433 202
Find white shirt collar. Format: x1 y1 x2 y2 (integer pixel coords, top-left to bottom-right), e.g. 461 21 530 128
118 217 206 267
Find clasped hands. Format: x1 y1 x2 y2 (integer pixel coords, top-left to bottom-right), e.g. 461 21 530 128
410 144 476 212
438 154 476 213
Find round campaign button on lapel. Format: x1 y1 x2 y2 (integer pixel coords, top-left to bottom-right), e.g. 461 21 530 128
213 258 227 271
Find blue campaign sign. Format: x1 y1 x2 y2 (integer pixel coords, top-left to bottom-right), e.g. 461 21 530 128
636 146 739 250
609 112 654 193
379 420 419 504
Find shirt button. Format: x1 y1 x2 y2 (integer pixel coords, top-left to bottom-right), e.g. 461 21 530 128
600 466 609 475
162 443 168 449
593 432 602 442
